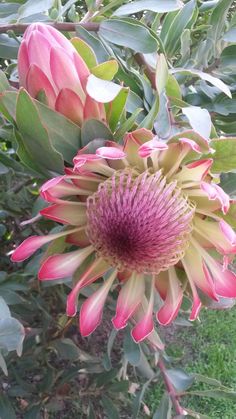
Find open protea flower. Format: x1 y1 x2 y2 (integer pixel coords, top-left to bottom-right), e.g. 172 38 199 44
18 23 106 125
12 129 236 346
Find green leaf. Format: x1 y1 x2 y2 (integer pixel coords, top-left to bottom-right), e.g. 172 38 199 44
99 19 158 53
113 0 183 15
0 91 16 123
153 393 172 419
199 0 219 12
0 317 25 356
35 100 81 164
0 296 11 318
87 74 123 103
220 45 236 69
155 53 169 95
16 89 64 176
166 368 195 391
182 106 211 139
132 379 152 419
207 0 234 56
172 68 231 98
43 235 67 259
14 131 45 177
0 162 8 174
70 37 97 68
76 26 109 63
123 328 141 366
58 0 79 18
139 94 159 129
220 172 236 197
114 108 142 140
0 150 24 173
0 70 11 91
106 87 129 132
161 0 196 56
223 28 236 42
186 389 236 401
180 28 191 60
193 373 226 388
91 60 119 81
136 349 155 380
51 338 79 361
103 329 117 371
0 3 20 20
209 138 236 173
0 89 81 163
17 0 54 19
166 74 182 100
96 368 118 387
101 395 119 419
154 92 171 138
0 394 16 419
81 119 113 147
0 34 19 59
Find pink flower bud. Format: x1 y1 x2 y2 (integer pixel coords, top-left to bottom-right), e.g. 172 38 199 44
18 23 106 126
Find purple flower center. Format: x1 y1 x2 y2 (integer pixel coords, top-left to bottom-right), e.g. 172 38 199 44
86 170 194 273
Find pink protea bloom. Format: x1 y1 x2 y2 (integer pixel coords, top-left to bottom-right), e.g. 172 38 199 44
12 129 236 347
18 23 106 126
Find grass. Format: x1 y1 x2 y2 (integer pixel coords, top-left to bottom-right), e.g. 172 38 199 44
146 307 236 418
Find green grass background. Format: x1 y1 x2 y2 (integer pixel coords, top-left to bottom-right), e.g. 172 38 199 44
146 308 236 418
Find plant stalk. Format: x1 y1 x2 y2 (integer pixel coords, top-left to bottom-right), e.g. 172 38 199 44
158 358 185 416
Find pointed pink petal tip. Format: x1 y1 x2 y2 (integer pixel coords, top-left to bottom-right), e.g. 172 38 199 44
157 295 183 326
11 235 50 262
189 297 202 321
179 137 202 153
79 271 115 336
96 146 126 160
219 220 236 245
138 138 168 158
79 305 103 336
66 291 78 317
112 315 128 330
201 182 230 214
131 318 154 343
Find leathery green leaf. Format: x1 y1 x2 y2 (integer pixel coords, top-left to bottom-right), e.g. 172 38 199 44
16 89 64 175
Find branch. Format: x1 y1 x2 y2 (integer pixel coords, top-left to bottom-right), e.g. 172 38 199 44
0 22 99 34
158 358 186 416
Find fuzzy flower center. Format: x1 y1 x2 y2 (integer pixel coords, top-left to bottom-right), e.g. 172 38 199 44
86 170 194 273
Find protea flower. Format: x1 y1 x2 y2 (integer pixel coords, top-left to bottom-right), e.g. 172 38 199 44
18 23 106 125
12 129 236 346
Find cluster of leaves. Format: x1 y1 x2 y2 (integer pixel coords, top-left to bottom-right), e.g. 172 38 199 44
1 0 236 417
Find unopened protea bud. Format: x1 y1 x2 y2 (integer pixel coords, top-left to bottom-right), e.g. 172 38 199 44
18 23 106 126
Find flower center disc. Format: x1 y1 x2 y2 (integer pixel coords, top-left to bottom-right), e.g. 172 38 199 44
86 170 194 273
